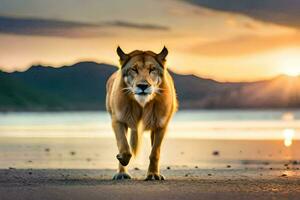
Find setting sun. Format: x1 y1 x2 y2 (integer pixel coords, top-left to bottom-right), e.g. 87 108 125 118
277 50 300 76
283 67 300 76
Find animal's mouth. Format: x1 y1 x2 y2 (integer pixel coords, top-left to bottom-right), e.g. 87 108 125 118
135 91 149 96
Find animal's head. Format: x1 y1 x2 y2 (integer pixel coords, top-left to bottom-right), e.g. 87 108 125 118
117 46 168 107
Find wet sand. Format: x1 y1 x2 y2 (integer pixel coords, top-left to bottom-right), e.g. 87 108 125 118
1 168 300 200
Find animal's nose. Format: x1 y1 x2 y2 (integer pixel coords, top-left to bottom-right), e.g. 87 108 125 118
137 83 149 91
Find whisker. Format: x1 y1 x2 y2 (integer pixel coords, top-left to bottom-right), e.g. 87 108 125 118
121 87 131 91
121 87 132 95
121 87 131 93
156 88 165 91
154 88 163 95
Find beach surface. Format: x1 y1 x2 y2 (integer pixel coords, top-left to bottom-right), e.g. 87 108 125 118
1 168 300 200
1 111 300 199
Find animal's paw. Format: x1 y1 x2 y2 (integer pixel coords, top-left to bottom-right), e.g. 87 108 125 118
145 173 165 181
116 152 132 166
112 172 132 180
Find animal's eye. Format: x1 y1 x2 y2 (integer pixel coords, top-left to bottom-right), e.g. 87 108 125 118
149 67 156 73
131 68 138 73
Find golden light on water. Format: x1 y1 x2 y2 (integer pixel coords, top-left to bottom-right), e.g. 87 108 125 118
283 128 295 147
281 112 295 121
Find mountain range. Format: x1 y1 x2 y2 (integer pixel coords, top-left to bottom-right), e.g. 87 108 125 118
1 61 300 111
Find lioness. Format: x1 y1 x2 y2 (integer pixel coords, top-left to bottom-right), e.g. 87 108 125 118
106 46 177 180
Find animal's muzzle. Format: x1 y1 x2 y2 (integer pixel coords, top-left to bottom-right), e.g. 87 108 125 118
137 83 149 91
136 83 151 95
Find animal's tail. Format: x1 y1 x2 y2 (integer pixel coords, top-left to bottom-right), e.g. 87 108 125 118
130 127 142 156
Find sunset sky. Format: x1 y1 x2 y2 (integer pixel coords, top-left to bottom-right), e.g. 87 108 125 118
0 0 300 81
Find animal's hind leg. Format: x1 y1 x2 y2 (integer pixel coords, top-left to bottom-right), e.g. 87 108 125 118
150 131 155 146
146 127 166 181
112 120 132 180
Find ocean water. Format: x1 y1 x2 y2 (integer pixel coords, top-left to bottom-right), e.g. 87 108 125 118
0 110 299 169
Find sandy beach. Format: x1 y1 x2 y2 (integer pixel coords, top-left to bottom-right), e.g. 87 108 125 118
1 168 300 200
1 111 300 199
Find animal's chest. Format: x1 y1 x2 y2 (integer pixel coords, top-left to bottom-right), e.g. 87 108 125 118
116 103 167 130
141 111 161 130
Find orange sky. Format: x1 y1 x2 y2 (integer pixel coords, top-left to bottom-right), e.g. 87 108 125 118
0 0 300 82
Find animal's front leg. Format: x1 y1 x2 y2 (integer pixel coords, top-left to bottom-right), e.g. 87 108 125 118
146 127 166 181
112 120 132 180
113 163 132 180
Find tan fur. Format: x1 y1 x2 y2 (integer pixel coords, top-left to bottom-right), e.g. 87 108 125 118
106 47 177 180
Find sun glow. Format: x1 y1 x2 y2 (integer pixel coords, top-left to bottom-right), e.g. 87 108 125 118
284 67 300 76
277 49 300 77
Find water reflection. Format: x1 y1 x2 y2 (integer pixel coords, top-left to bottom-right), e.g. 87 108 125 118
282 112 295 147
281 112 295 121
283 128 295 147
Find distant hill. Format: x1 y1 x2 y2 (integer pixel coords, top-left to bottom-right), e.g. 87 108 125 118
1 61 300 111
0 62 116 111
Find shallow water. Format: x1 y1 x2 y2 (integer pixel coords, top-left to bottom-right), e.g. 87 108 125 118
0 110 299 169
1 110 300 139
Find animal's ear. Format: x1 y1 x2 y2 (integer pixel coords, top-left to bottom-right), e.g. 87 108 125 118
116 46 129 63
156 46 168 63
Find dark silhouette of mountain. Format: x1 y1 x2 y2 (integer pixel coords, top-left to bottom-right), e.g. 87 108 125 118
1 61 300 111
0 62 116 111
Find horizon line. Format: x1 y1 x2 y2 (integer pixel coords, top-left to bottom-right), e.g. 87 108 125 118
1 60 299 84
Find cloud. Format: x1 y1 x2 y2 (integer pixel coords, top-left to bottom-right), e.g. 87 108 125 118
0 16 102 38
104 21 170 31
181 0 300 29
0 16 169 38
188 34 300 56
